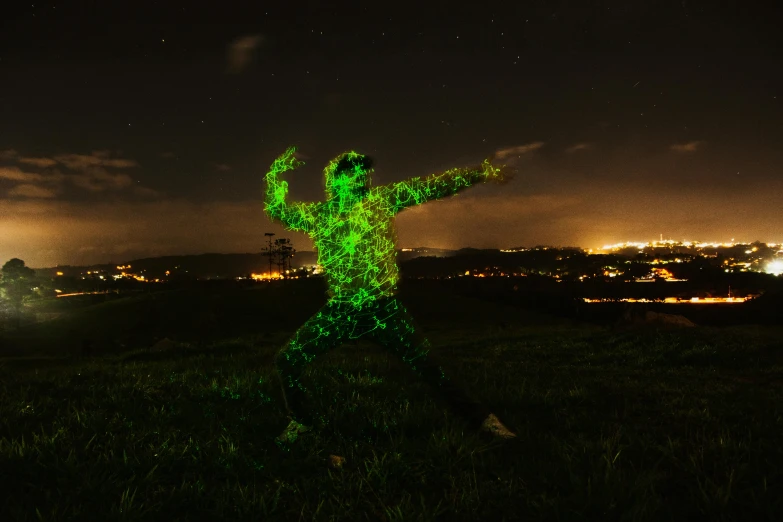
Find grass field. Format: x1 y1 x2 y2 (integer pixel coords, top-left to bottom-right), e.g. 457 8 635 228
1 280 782 521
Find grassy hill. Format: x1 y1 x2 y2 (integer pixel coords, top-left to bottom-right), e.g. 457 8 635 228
1 279 571 358
0 280 781 520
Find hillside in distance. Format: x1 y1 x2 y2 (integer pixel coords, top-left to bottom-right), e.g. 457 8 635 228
33 248 459 279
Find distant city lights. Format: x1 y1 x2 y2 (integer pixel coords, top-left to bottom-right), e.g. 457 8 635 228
595 238 782 275
598 239 745 251
250 272 283 281
766 259 783 276
583 296 753 304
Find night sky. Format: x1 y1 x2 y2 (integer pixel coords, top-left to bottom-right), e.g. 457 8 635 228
1 1 782 268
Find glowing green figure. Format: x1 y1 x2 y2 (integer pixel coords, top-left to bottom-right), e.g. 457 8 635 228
265 146 516 445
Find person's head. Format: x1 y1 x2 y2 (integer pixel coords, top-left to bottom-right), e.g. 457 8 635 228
324 151 373 204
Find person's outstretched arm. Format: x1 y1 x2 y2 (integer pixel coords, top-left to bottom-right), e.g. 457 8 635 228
264 146 317 233
379 158 509 213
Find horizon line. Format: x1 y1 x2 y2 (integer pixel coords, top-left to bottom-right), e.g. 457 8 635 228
27 238 783 270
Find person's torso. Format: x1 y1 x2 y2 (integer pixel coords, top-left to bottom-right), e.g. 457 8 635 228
312 198 400 306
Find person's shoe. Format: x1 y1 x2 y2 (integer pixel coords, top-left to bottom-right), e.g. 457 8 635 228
275 418 312 445
481 413 517 439
328 454 346 469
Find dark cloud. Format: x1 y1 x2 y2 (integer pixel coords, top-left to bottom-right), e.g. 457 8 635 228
565 143 590 153
670 141 705 152
226 34 264 74
17 157 58 167
7 184 58 198
0 166 47 183
53 153 138 170
494 142 545 162
0 151 146 196
133 186 161 198
69 167 134 192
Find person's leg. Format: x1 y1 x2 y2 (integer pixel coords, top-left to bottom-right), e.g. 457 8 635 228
275 301 346 429
366 297 493 428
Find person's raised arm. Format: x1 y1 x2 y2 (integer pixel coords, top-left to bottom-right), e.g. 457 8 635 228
380 158 509 213
264 146 317 233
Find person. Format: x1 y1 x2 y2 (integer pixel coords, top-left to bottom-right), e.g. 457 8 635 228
264 146 516 450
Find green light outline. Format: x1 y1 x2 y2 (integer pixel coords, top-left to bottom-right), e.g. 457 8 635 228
265 146 506 431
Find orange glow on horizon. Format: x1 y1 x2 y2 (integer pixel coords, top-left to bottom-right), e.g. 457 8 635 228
250 272 283 281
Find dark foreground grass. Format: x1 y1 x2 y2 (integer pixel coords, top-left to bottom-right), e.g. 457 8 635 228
1 295 782 521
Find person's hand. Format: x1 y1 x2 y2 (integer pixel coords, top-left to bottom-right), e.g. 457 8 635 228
482 158 515 184
273 146 305 173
